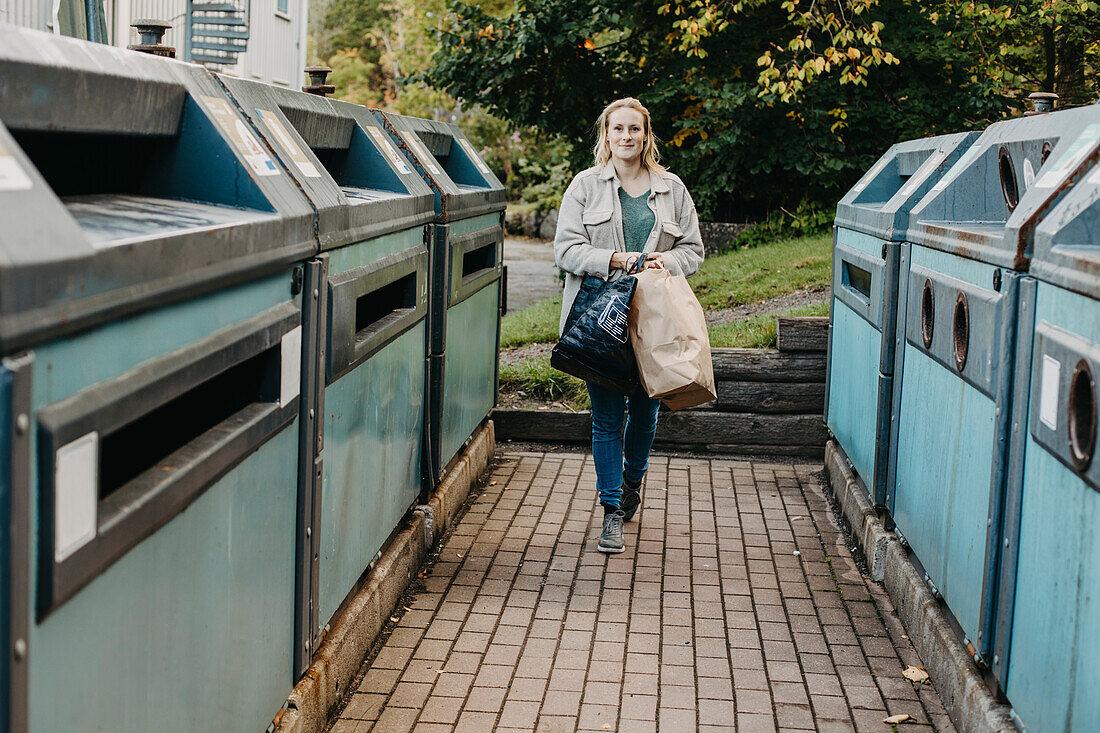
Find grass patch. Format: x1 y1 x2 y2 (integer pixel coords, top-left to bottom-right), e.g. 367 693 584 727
500 296 562 348
708 302 830 349
690 232 832 311
499 355 590 408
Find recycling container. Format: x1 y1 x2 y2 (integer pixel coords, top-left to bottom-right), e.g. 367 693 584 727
991 150 1100 730
892 104 1100 665
217 76 436 671
0 27 318 732
826 132 978 507
371 111 506 485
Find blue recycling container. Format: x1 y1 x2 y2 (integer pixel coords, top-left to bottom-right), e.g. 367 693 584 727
217 76 437 674
371 112 506 485
827 132 978 506
992 144 1100 731
894 104 1100 665
0 28 318 732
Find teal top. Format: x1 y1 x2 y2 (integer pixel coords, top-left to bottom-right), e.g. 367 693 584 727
618 187 655 253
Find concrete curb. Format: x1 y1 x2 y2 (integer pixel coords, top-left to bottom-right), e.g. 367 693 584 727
822 441 1014 733
275 421 496 733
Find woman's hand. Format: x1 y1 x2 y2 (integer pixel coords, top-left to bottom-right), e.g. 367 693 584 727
611 252 666 271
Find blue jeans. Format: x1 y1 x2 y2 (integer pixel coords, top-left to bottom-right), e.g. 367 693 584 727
587 381 661 508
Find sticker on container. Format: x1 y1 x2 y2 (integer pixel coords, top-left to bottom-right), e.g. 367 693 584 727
281 325 302 408
400 130 442 176
1089 164 1100 185
1023 158 1036 188
897 151 947 199
1040 354 1061 430
201 95 280 177
0 141 32 191
54 432 98 562
256 109 321 178
931 143 983 193
458 137 494 177
850 156 890 194
1034 123 1100 189
366 126 411 174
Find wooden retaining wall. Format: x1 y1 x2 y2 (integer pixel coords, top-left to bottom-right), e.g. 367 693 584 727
493 316 830 457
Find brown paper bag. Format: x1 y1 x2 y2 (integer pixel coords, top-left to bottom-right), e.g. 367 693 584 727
628 267 717 410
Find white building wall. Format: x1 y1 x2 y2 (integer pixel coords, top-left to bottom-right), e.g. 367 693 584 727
0 0 306 88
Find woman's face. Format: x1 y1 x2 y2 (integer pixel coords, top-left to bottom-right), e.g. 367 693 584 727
606 107 646 165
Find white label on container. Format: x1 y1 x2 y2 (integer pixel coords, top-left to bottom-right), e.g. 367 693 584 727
280 325 302 408
366 126 412 174
458 137 494 176
201 96 280 177
400 130 442 176
1024 158 1036 188
0 142 32 191
55 432 98 562
1089 165 1100 185
851 156 890 194
256 109 321 178
1034 123 1100 189
897 151 947 199
1040 354 1061 430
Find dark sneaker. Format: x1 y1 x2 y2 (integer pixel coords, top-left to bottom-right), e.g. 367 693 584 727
598 510 625 553
621 478 642 521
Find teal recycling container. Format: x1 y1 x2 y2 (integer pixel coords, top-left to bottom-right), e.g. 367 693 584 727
217 75 436 675
0 27 319 733
993 147 1100 731
894 103 1100 666
827 132 978 507
371 112 506 486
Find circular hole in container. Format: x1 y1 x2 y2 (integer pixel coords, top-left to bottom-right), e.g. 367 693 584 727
1068 359 1096 473
921 279 935 348
999 146 1019 212
1041 141 1054 165
953 293 969 372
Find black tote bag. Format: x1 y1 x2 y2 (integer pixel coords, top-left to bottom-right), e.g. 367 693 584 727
551 256 646 394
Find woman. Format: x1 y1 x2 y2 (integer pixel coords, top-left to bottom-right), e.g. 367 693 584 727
553 97 704 554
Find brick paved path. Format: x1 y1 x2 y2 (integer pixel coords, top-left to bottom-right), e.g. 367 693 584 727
329 451 955 732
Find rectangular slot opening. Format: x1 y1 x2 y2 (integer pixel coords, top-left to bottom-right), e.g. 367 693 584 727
98 346 281 499
13 130 172 198
843 261 872 299
355 272 417 339
462 242 497 279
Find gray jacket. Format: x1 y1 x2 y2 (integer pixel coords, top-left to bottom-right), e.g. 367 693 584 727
553 162 704 334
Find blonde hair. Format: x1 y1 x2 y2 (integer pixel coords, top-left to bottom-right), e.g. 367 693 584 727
592 97 665 172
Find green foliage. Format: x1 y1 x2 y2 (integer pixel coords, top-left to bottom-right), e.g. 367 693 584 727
734 202 833 249
708 302 830 348
423 0 1011 220
499 356 590 407
690 232 832 311
500 296 563 348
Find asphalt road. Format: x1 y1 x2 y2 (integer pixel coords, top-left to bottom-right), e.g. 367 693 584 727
503 236 562 312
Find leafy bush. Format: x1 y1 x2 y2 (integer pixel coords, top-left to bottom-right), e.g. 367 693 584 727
734 202 833 249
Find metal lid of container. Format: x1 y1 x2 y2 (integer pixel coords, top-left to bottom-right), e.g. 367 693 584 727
835 131 979 243
369 111 506 223
0 26 317 354
1031 155 1100 298
910 103 1100 270
216 75 436 251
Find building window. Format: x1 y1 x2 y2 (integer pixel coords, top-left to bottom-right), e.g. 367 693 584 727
276 0 289 16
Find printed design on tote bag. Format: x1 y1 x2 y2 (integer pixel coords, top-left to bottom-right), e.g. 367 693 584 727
598 294 630 343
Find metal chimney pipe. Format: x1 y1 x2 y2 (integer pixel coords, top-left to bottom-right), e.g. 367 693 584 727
128 20 175 58
303 66 335 97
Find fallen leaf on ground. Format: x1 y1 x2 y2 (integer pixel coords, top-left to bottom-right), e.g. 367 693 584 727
884 713 911 724
902 666 929 683
389 616 400 623
489 481 497 485
792 515 805 520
